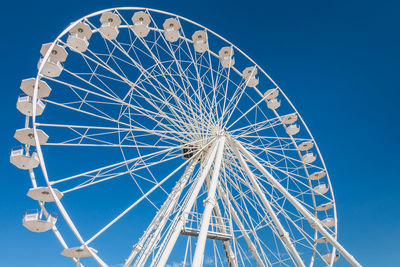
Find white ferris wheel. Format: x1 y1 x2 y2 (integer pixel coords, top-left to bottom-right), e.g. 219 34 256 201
11 7 361 267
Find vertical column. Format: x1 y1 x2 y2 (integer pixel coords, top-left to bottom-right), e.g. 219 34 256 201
156 140 220 267
124 159 198 266
192 137 226 266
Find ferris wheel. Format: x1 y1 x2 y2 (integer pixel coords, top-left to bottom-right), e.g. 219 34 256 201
11 7 361 267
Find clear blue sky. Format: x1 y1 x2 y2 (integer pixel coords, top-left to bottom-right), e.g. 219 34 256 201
1 0 399 266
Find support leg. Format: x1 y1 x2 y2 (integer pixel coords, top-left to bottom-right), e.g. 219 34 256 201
229 140 305 267
155 140 220 267
204 175 236 267
216 183 266 266
192 137 226 266
124 159 198 266
233 138 361 267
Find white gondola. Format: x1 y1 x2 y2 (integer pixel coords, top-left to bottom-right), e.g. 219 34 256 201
38 43 68 77
67 22 92 52
267 98 281 110
321 253 340 263
16 95 45 116
192 30 208 53
242 66 259 88
27 187 63 202
40 43 68 62
10 147 39 170
61 246 98 258
20 78 51 98
281 113 298 125
316 236 329 243
316 202 334 211
131 11 150 37
181 212 233 241
302 152 316 164
14 128 49 146
264 88 279 100
313 184 329 195
297 141 314 151
309 217 335 229
37 58 63 77
23 209 57 232
218 47 235 68
286 124 300 136
321 217 336 228
307 171 326 180
163 18 180 42
99 12 121 40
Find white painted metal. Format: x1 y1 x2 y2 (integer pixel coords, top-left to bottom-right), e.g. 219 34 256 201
308 170 326 180
156 141 220 266
10 147 39 169
132 11 150 37
27 187 63 202
125 158 198 266
62 246 98 258
67 35 89 53
242 66 259 88
281 113 298 124
34 37 107 267
298 141 314 151
234 139 362 267
322 217 336 228
216 183 265 266
192 137 225 266
313 184 329 195
302 152 317 163
99 12 121 40
37 58 62 77
192 30 208 53
219 46 235 68
316 236 329 244
37 43 67 77
14 128 48 146
163 18 180 42
264 88 279 100
20 78 51 98
17 95 45 116
316 202 334 211
67 22 92 52
229 139 306 267
267 98 281 110
286 124 300 135
322 253 340 263
15 6 361 267
23 209 57 232
202 174 236 266
40 43 68 62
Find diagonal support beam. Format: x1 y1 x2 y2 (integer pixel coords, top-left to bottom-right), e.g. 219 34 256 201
204 175 236 267
155 139 220 267
216 183 266 266
232 138 362 267
124 158 198 266
229 139 305 267
192 137 226 266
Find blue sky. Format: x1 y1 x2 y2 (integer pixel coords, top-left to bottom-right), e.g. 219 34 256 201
1 0 399 266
